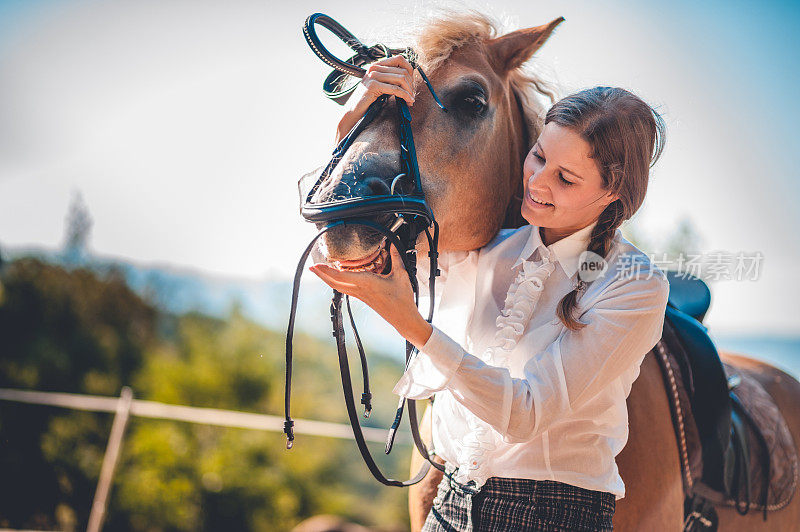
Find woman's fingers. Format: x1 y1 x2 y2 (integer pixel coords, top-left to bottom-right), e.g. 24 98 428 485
366 65 409 77
387 245 407 278
310 263 390 294
361 79 414 106
336 54 416 140
367 65 414 90
363 55 415 105
373 54 414 75
309 264 360 293
309 247 421 335
362 69 414 104
363 70 414 98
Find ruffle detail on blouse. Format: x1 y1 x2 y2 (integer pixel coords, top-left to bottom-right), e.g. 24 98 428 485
489 259 556 366
452 411 496 486
455 252 556 487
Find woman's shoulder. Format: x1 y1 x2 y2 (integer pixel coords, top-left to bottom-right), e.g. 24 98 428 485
611 228 668 278
584 228 670 303
481 225 533 254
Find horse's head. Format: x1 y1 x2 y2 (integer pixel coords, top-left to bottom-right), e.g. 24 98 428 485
310 13 563 270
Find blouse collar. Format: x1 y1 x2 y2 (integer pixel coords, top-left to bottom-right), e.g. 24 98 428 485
512 220 599 279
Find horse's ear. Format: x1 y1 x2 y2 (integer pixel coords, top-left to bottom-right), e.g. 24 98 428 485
487 17 565 73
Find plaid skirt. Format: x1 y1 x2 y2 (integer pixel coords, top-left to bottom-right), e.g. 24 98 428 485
421 471 615 531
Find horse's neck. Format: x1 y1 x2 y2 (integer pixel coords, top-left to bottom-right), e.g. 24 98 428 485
501 88 533 230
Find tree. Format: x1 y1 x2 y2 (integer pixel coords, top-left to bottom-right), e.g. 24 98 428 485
664 215 704 259
62 191 93 266
0 259 156 529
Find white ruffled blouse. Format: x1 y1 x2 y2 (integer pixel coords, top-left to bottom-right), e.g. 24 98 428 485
392 222 670 498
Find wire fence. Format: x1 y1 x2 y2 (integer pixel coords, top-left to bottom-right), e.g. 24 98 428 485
0 387 396 442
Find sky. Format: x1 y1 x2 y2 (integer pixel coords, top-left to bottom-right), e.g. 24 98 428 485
0 0 798 334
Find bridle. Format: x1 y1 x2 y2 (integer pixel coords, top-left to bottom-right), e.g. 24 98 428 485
283 13 471 489
299 13 445 226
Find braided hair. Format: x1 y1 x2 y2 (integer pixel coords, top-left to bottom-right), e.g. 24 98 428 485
547 87 666 330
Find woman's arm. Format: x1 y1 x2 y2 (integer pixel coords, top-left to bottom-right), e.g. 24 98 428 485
392 270 671 443
334 55 416 144
312 244 671 443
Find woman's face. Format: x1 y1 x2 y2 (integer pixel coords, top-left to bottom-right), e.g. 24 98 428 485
521 122 619 245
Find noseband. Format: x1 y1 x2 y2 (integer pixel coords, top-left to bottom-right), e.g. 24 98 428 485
283 13 467 489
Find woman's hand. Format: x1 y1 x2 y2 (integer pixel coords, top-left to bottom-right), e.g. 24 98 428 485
335 55 416 144
309 245 433 348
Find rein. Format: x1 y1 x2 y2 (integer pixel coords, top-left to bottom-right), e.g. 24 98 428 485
283 13 465 489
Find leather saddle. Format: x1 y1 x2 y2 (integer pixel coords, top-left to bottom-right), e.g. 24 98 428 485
654 271 798 531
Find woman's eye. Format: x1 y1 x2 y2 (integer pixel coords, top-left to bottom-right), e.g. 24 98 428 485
530 150 573 185
559 173 574 186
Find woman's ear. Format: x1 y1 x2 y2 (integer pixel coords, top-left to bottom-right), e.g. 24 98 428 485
486 17 565 73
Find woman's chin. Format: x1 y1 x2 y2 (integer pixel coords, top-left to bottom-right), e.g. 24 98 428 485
520 204 554 226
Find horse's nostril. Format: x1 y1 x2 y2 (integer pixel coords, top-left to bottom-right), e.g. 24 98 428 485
363 176 391 196
325 154 400 201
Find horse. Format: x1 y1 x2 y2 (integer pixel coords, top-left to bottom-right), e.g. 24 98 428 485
309 11 800 531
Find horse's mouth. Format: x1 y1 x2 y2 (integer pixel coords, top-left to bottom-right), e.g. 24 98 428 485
330 240 390 274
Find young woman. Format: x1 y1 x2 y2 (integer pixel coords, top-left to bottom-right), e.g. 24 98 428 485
311 56 670 531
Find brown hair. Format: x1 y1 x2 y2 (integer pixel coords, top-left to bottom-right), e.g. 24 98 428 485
547 86 666 330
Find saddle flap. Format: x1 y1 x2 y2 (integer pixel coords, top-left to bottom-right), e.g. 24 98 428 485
718 364 798 512
663 305 732 493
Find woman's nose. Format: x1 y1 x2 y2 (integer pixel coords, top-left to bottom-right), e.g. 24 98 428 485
527 168 548 190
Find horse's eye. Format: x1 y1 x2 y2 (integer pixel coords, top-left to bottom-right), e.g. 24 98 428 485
448 83 489 121
463 95 487 114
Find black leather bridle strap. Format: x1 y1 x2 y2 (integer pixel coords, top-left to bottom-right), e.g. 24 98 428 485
284 222 381 448
345 295 372 417
331 290 431 486
303 12 447 108
303 13 403 105
284 218 438 486
385 224 475 494
303 13 379 77
284 224 337 449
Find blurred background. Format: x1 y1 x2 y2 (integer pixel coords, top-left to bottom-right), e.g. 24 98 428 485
0 0 798 530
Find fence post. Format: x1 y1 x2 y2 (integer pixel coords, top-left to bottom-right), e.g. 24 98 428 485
87 386 133 532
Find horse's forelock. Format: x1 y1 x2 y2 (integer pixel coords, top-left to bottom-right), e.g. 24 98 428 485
411 10 556 141
412 10 500 73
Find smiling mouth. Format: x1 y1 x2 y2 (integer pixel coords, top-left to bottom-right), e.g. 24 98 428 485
528 194 554 207
331 241 391 274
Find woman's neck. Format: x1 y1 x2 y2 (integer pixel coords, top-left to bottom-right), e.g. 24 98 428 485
540 226 570 247
540 221 595 247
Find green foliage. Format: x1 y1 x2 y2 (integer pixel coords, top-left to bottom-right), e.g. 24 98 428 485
0 258 155 394
0 258 413 530
663 216 704 259
0 259 156 529
621 216 704 261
